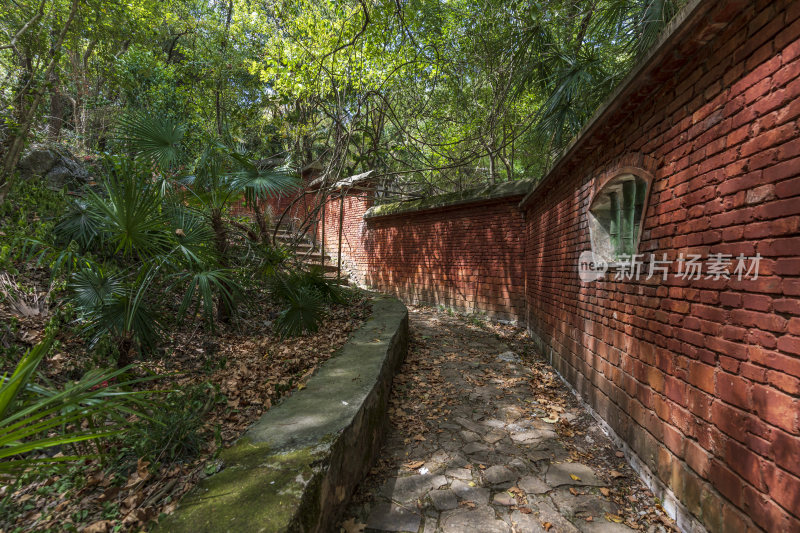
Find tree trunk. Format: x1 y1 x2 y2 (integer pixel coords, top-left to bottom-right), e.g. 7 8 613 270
210 208 232 322
47 69 64 140
252 200 270 242
215 0 234 136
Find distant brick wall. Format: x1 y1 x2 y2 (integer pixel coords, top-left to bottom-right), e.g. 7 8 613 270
319 189 527 322
523 1 800 531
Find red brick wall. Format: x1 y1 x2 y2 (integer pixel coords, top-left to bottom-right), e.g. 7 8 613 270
319 190 376 283
319 189 527 322
523 1 800 531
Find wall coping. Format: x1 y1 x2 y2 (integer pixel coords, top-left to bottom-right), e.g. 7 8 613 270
519 0 741 208
365 178 535 219
154 296 409 533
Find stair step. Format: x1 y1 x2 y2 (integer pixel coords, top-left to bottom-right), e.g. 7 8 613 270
304 263 338 273
323 273 350 285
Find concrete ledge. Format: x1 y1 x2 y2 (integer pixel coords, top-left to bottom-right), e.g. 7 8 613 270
155 296 409 533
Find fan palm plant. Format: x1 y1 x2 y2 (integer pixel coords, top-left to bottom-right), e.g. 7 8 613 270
118 114 300 321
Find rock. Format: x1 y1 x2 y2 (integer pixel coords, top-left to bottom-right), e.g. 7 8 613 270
519 475 551 494
429 489 458 511
545 463 603 487
382 474 447 503
492 492 516 506
18 146 58 175
511 428 557 443
535 500 581 533
580 520 636 532
450 479 490 504
549 487 617 520
366 503 422 532
483 466 516 485
440 507 511 533
18 144 89 190
463 442 491 455
445 467 473 480
497 351 521 363
483 429 506 444
460 430 480 443
507 509 547 531
455 416 485 434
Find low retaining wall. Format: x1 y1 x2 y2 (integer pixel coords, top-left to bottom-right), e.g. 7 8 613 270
154 296 409 532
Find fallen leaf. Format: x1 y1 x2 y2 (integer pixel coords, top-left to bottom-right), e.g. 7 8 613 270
615 451 625 458
412 434 426 442
543 522 553 531
542 415 559 424
585 516 594 522
605 512 624 523
569 487 580 496
610 470 624 478
519 506 533 514
570 474 581 481
83 520 112 533
137 458 151 481
404 461 425 470
600 487 611 497
460 500 476 508
341 517 366 533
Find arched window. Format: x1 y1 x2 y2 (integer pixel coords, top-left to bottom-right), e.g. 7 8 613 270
588 173 651 262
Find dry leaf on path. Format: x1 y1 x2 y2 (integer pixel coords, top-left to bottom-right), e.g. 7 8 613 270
341 517 366 533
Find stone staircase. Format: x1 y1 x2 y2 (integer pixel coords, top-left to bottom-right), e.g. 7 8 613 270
270 226 349 285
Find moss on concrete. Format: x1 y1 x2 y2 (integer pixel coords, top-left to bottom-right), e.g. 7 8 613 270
151 296 409 533
154 444 324 533
365 178 535 218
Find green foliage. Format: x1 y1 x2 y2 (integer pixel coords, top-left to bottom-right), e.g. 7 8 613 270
120 382 223 465
270 267 348 337
175 268 239 326
274 285 325 338
117 113 186 170
0 180 68 271
0 338 154 475
83 160 173 259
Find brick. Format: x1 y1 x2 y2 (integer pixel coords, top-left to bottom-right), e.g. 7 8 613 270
688 361 716 394
716 372 752 409
752 384 800 433
725 438 765 490
778 335 800 355
773 429 800 478
708 459 744 507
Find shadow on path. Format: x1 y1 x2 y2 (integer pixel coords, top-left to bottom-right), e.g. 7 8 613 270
340 307 678 533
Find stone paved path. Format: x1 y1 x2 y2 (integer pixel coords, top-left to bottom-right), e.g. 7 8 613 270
340 307 677 533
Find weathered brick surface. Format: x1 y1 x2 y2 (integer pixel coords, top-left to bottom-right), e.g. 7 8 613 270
522 1 800 530
319 191 527 322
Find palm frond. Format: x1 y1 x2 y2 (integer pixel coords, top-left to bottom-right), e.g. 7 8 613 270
85 168 172 259
274 285 325 338
117 113 186 170
0 339 158 474
176 268 239 325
